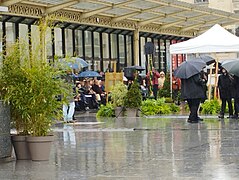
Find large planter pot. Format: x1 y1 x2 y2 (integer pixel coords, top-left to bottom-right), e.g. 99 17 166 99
26 135 54 161
11 135 31 160
125 108 138 117
0 100 12 159
115 107 124 117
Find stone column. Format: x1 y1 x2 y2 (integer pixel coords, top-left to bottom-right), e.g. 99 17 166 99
0 100 11 159
133 28 139 65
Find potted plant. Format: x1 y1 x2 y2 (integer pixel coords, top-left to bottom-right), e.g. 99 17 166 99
124 80 142 117
110 82 128 117
0 43 32 160
0 40 70 160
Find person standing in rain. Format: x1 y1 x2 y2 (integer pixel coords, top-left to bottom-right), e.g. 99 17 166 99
232 75 239 119
147 67 160 100
218 67 234 119
62 70 76 123
181 72 206 123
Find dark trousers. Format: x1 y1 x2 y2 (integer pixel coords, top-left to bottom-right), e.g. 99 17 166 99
220 98 233 115
173 89 180 104
152 84 158 100
187 98 201 121
234 98 239 116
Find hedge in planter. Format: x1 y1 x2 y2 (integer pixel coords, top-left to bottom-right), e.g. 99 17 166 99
140 98 180 116
201 99 221 115
96 104 115 118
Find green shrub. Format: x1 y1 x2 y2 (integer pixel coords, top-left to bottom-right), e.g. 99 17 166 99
96 104 115 118
141 99 159 115
110 82 128 107
124 80 142 108
140 98 179 115
201 99 221 114
157 104 171 114
165 97 173 103
169 103 180 113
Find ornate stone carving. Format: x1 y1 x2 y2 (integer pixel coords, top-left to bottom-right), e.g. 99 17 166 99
9 4 43 17
140 24 193 37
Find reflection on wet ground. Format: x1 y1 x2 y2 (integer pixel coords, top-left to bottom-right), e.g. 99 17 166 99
1 114 239 179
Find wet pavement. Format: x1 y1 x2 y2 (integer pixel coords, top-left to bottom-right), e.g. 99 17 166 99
1 112 239 179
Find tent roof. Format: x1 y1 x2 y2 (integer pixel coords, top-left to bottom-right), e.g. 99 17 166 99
2 0 239 36
170 24 239 54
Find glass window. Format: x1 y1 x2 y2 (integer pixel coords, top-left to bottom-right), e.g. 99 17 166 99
19 24 29 57
127 35 133 67
54 27 62 57
140 36 146 72
102 33 109 59
85 31 92 60
0 23 2 52
119 34 125 69
94 60 101 71
75 30 82 57
19 24 28 44
153 39 159 70
159 39 165 71
166 40 170 72
195 0 208 3
6 22 15 50
147 37 151 42
65 29 73 57
111 34 117 59
94 32 100 59
31 25 40 56
46 27 52 59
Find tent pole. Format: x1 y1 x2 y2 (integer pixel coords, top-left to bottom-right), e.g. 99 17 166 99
170 54 172 99
213 54 219 99
208 64 213 100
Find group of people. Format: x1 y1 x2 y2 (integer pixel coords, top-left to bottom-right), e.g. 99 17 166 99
145 67 166 100
62 70 106 123
180 66 239 123
218 68 239 119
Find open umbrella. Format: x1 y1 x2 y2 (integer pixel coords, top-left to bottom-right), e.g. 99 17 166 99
58 57 89 69
126 65 145 71
198 55 215 65
221 59 239 77
173 59 206 79
78 70 101 78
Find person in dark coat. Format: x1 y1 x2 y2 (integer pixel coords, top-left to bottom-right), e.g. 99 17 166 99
232 75 239 118
181 73 206 123
200 69 208 103
218 68 234 119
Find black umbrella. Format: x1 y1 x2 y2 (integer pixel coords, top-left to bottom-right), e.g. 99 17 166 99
198 55 215 65
126 65 145 71
221 59 239 77
174 59 206 79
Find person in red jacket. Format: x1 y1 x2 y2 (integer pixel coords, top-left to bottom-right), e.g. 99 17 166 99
172 74 181 105
147 67 160 100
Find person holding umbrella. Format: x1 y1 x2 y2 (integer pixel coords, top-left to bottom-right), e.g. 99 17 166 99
221 59 239 119
232 75 239 119
174 59 206 123
217 67 234 119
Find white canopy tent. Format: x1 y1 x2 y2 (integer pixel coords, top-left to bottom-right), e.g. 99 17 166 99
169 24 239 99
170 24 239 54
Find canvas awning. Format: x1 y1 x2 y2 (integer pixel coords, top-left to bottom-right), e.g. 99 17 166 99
170 24 239 54
1 0 239 37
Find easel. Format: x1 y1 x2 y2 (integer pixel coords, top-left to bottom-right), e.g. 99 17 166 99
208 54 219 100
105 62 123 103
